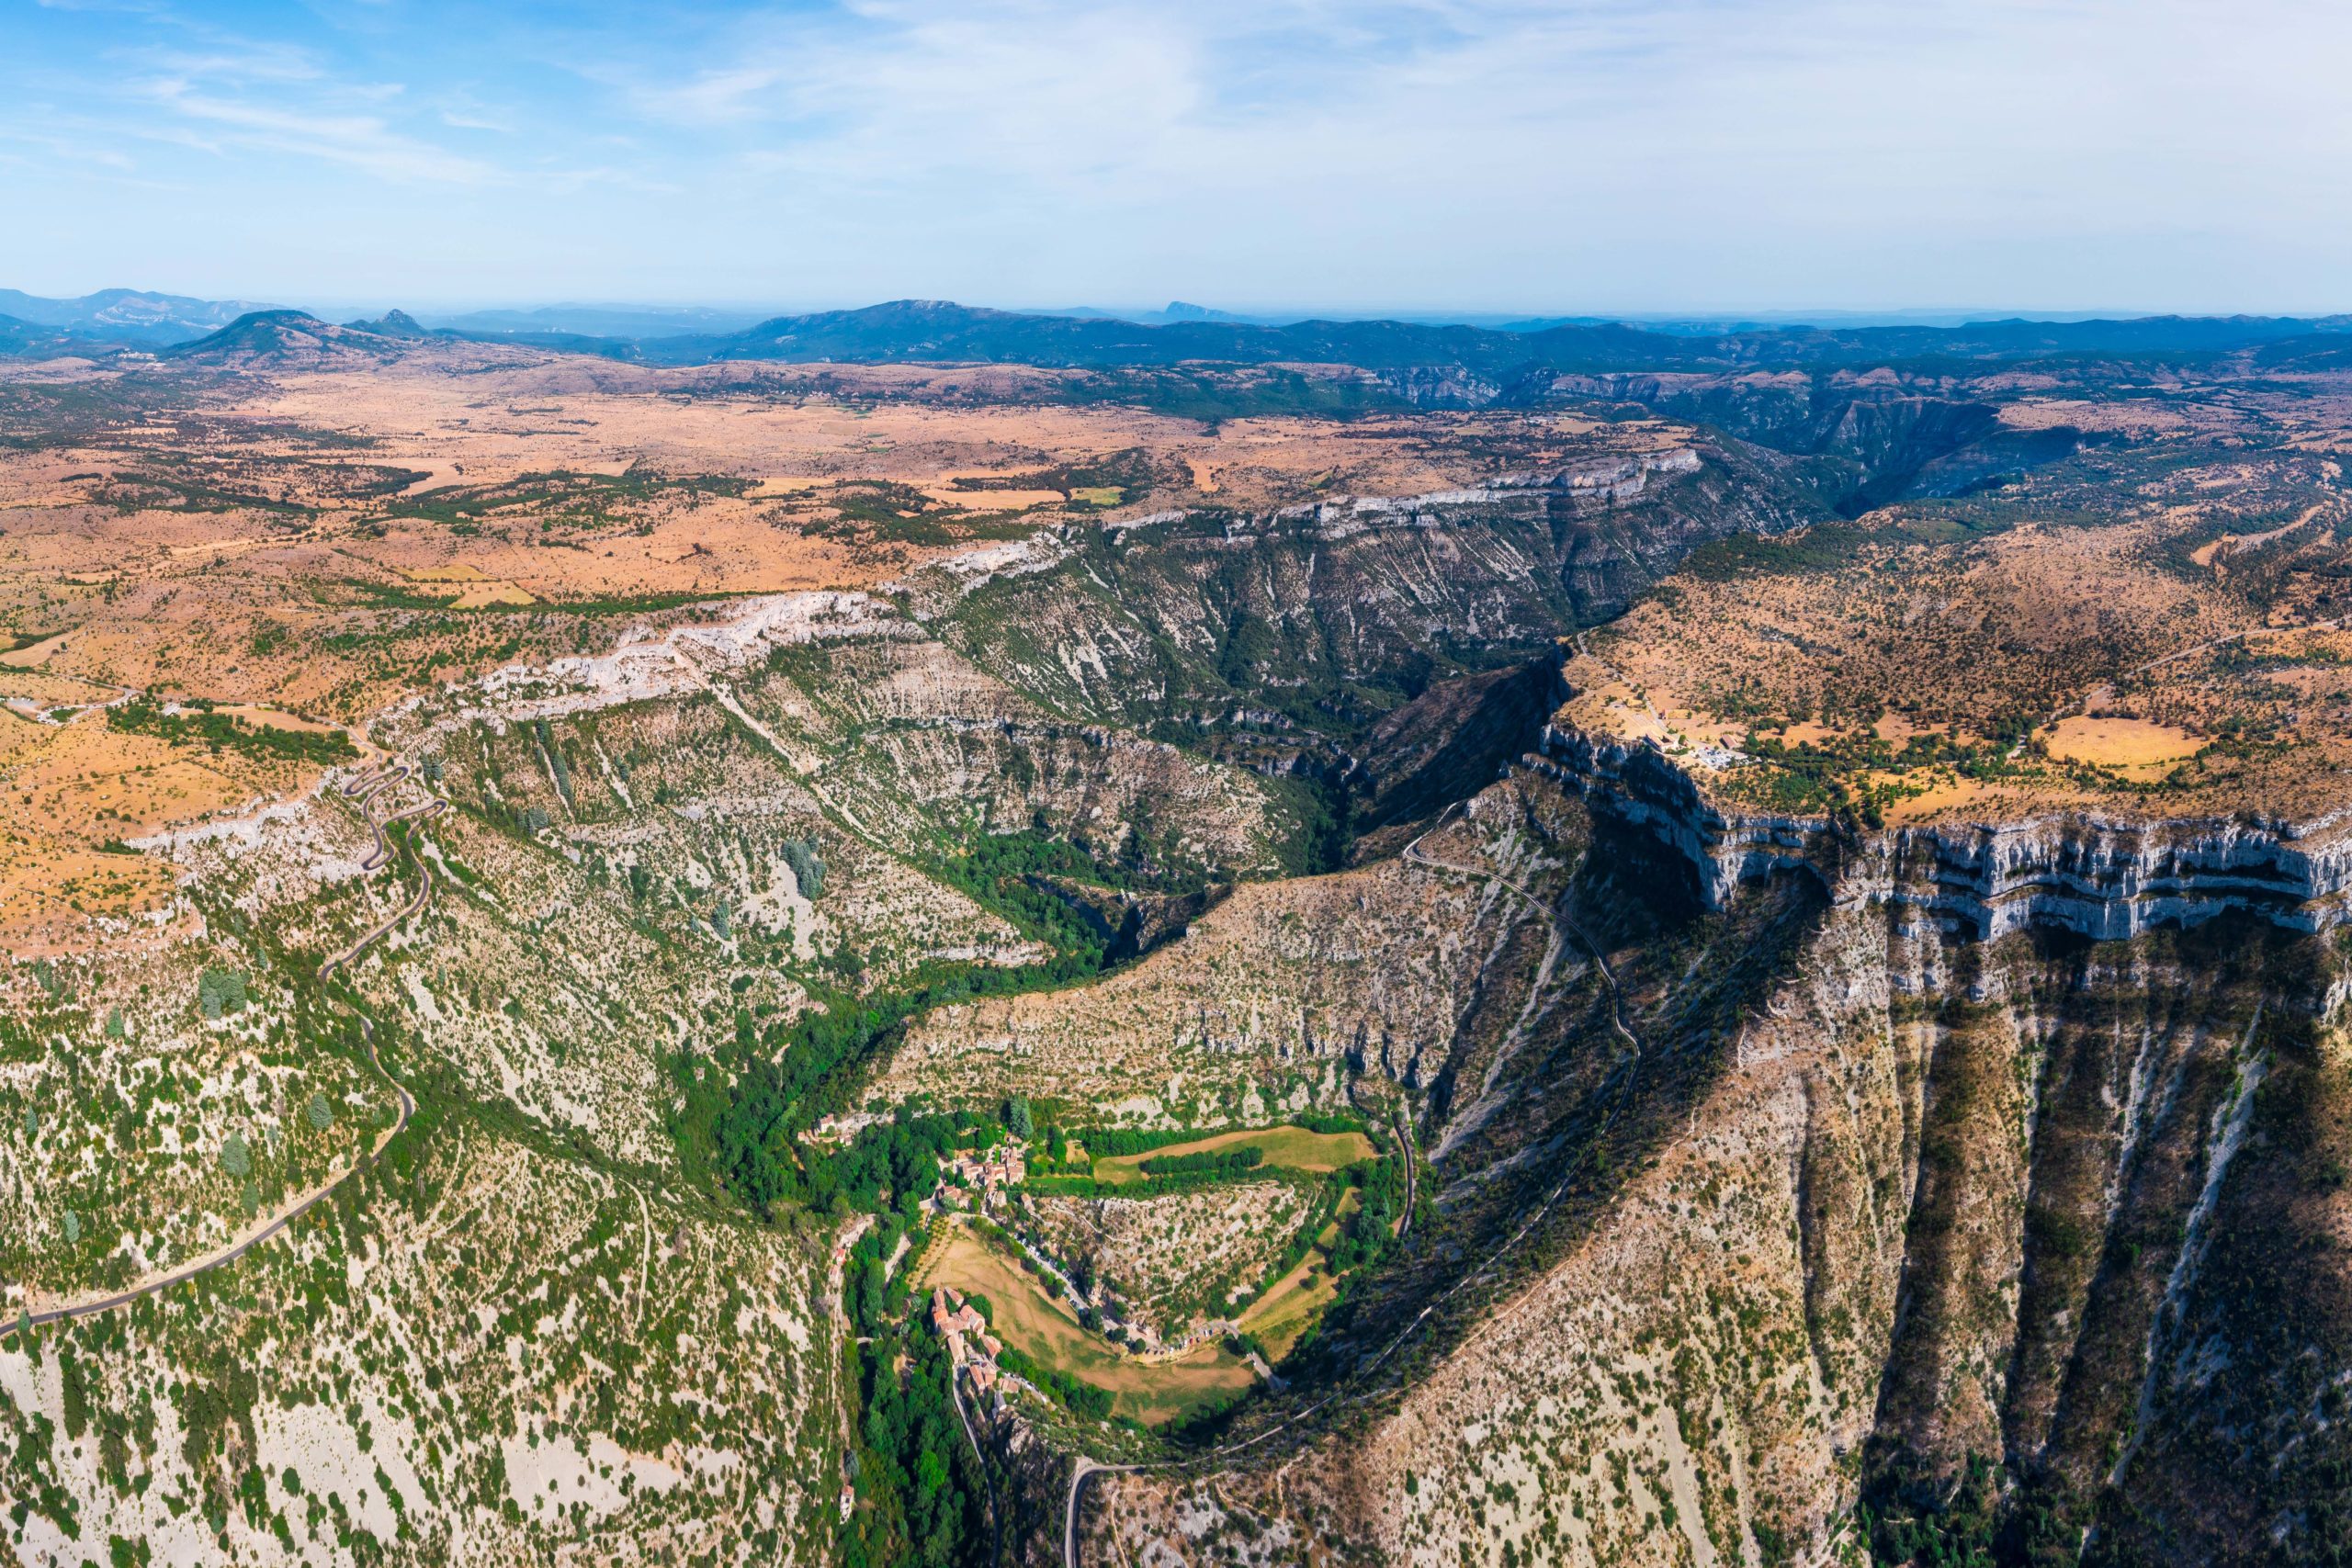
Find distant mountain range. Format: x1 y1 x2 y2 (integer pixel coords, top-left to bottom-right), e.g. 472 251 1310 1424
20 289 2352 377
417 303 775 338
0 288 287 344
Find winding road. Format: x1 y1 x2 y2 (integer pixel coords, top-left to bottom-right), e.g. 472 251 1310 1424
6 1016 414 1338
5 761 440 1342
1063 793 1647 1567
322 766 448 977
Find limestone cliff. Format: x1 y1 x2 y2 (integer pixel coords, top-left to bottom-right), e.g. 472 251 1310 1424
1536 722 2352 941
1080 730 2352 1566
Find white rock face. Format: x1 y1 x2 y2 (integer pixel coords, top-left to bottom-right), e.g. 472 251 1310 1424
1273 449 1705 535
413 590 903 735
1536 723 2352 939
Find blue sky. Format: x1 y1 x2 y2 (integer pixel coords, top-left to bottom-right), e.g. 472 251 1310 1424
3 0 2348 316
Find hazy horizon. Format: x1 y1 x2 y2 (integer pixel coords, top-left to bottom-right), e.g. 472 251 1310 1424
6 0 2349 317
10 288 2345 334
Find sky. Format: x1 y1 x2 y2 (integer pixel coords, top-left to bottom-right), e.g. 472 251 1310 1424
3 0 2349 318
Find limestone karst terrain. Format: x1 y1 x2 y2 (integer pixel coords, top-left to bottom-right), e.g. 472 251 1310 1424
4 317 2352 1566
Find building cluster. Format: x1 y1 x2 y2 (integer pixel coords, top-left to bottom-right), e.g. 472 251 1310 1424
930 1285 1009 1397
941 1145 1025 1212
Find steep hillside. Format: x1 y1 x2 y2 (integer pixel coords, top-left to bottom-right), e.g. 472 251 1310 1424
918 443 1807 765
1082 884 2346 1566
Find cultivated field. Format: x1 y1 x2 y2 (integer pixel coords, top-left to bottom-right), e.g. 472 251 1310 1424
912 1222 1257 1425
1089 1124 1377 1185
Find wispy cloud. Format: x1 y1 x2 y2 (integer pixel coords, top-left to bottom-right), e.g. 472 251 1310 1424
4 0 2350 310
139 78 492 182
438 104 516 134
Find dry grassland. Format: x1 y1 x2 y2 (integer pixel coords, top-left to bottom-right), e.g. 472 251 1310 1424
1091 1125 1377 1186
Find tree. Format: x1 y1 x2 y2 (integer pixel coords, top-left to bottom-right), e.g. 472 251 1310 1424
220 1133 252 1179
782 838 827 898
1004 1095 1033 1140
855 1258 888 1332
198 967 246 1021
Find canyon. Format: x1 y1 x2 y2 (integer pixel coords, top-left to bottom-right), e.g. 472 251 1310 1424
0 317 2347 1566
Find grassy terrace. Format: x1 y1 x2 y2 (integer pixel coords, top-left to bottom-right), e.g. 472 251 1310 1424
911 1222 1258 1427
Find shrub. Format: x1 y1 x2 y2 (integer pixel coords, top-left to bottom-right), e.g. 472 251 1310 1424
994 1343 1114 1418
109 696 356 765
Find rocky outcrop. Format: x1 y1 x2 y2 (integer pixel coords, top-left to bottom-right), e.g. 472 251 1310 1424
1529 723 1824 906
1091 827 2352 1567
1535 371 2086 515
1371 365 1503 408
1272 449 1708 528
1889 812 2352 940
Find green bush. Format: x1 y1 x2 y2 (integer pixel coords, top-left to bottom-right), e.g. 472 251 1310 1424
110 697 356 766
781 838 826 899
994 1343 1114 1418
198 967 247 1020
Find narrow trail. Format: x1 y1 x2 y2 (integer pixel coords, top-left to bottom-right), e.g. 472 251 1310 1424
1404 804 1634 1051
1065 793 1648 1568
1392 1104 1419 1239
5 760 440 1342
948 1354 1006 1565
1412 800 1577 1159
630 1181 652 1337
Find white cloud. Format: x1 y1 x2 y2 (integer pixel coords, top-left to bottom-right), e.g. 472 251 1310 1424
140 77 492 182
6 0 2351 309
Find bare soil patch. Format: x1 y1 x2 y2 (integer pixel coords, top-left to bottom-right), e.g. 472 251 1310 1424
2041 715 2201 771
1091 1125 1377 1187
